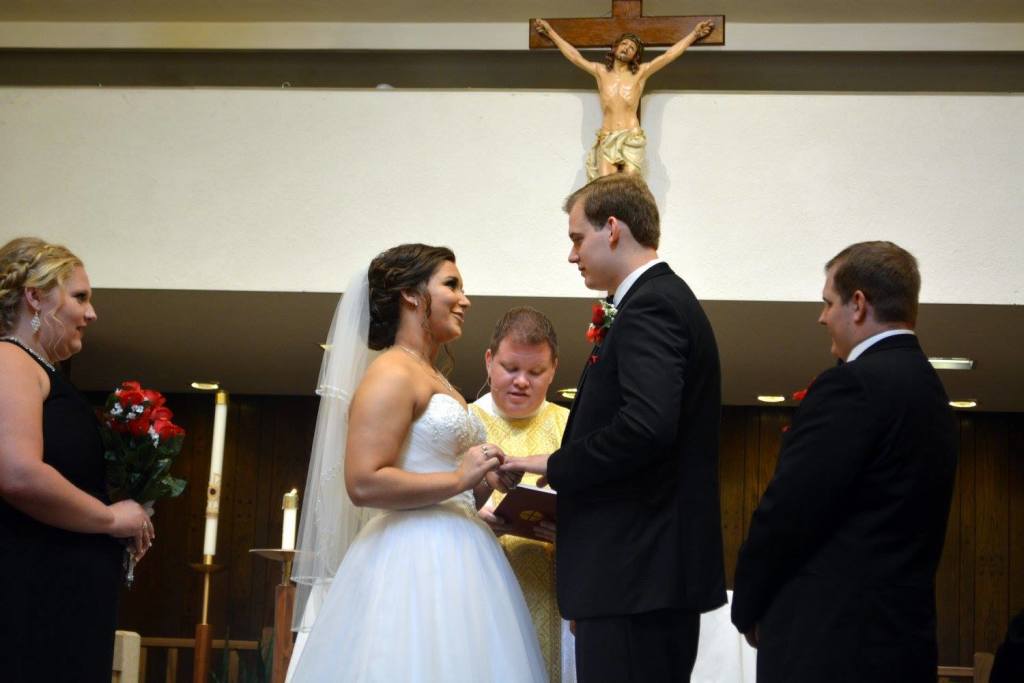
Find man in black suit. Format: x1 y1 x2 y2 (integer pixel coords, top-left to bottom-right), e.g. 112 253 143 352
503 175 726 682
731 241 958 682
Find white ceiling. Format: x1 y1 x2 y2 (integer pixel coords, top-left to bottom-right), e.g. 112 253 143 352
2 0 1023 23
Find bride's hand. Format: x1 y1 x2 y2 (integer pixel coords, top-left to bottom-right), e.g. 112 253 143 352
457 443 504 491
484 468 522 494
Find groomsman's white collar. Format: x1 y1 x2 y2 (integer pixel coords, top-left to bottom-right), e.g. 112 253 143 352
846 328 915 363
609 258 664 305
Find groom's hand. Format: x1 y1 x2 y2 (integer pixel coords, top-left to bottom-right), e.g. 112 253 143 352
500 454 549 477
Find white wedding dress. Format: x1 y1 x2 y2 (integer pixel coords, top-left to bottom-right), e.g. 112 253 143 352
290 393 547 683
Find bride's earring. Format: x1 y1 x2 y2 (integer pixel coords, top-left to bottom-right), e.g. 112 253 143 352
30 310 42 334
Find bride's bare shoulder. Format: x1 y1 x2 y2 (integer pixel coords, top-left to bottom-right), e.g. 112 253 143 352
356 349 430 405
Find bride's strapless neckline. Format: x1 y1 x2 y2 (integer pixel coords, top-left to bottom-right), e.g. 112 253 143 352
425 391 468 413
404 392 483 467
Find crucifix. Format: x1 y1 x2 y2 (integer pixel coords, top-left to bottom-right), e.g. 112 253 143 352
530 0 725 179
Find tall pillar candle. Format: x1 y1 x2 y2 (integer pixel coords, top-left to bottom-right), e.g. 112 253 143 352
281 488 299 551
202 390 229 558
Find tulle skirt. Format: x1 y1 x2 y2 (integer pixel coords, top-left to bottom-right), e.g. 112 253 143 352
290 502 547 683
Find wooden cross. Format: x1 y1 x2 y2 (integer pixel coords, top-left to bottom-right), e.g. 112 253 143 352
529 0 724 49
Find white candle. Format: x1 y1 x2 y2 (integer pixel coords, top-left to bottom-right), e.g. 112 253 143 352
281 488 299 551
202 390 229 557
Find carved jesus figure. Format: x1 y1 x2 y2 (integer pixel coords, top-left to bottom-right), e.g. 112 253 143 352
535 18 714 179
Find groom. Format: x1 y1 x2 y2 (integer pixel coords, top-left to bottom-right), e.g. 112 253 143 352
504 175 726 681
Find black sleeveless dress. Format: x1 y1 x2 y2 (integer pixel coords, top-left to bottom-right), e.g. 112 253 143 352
0 339 123 682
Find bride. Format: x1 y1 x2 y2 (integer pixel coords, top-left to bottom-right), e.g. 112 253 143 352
288 244 546 682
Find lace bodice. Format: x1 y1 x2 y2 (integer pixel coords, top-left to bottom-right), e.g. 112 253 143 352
398 393 486 509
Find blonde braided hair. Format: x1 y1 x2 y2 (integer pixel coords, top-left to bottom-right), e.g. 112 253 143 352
0 237 83 335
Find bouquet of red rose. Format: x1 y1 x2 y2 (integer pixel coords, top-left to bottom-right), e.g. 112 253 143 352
100 381 187 585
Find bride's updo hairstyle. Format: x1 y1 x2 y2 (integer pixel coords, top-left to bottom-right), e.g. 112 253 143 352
367 243 456 351
0 237 82 336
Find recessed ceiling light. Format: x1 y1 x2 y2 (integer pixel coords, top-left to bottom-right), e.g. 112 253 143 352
757 395 786 403
949 399 978 409
929 357 974 371
557 388 577 400
191 381 220 391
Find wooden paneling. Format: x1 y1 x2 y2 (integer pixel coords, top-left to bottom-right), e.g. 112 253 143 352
1010 419 1024 628
719 407 1024 667
973 418 1010 654
104 394 1022 671
718 410 747 587
958 416 978 664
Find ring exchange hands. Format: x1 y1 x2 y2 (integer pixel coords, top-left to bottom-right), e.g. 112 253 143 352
499 454 550 488
485 467 524 494
108 498 156 561
458 443 507 492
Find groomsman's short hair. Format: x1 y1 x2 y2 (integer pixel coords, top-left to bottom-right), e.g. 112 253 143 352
563 175 660 249
826 241 921 326
488 306 559 361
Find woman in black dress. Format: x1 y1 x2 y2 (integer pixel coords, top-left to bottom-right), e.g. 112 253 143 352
0 237 154 682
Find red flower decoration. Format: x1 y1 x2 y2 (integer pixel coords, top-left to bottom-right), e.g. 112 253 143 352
782 378 817 432
791 378 815 402
99 381 188 588
117 388 146 408
585 299 618 346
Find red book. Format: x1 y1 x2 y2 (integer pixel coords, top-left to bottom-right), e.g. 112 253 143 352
493 483 556 542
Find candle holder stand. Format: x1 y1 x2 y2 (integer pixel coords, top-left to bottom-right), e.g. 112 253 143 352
190 554 225 683
250 548 297 683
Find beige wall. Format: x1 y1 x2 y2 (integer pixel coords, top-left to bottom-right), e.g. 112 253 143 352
1 87 1021 303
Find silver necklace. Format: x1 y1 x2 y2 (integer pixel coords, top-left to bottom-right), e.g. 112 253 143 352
1 335 56 372
395 344 457 395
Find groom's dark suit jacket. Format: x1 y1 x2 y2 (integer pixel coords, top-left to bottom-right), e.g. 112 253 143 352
547 262 727 619
731 333 957 683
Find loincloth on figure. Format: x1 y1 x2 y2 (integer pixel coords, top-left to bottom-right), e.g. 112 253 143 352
586 127 647 180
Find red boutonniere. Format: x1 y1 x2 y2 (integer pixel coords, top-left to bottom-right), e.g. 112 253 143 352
791 378 815 402
585 300 618 345
782 379 815 432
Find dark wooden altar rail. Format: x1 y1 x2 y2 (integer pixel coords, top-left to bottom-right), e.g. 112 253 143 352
139 637 259 683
